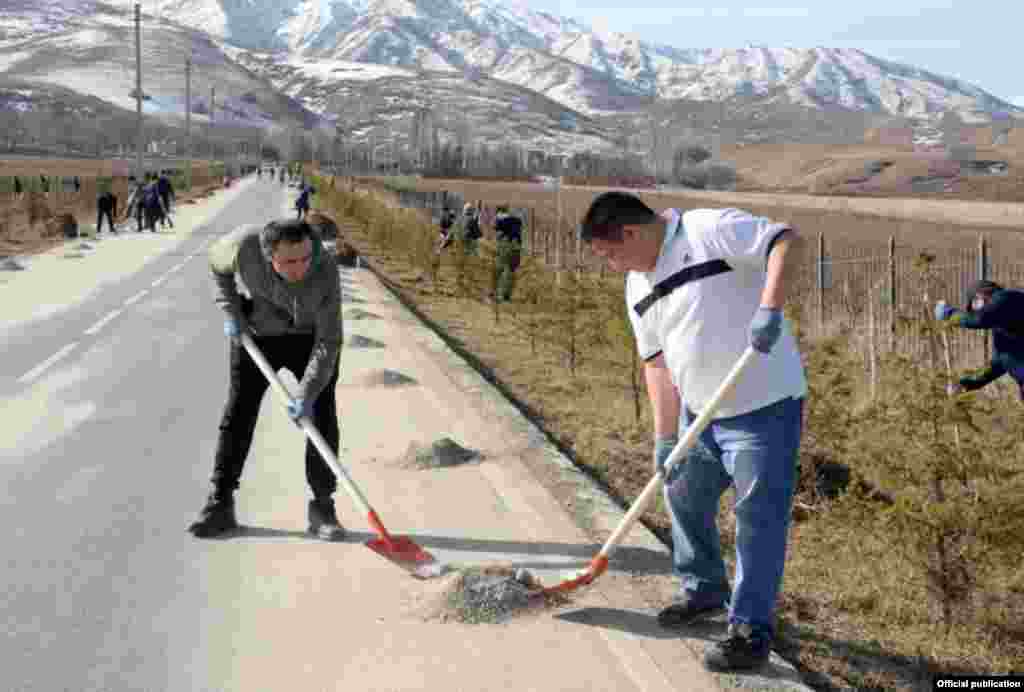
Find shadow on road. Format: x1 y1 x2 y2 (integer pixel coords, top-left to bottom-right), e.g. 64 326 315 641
210 527 674 577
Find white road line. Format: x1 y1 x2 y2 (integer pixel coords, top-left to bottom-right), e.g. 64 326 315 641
18 342 78 384
169 262 185 273
84 308 123 336
124 289 149 306
151 276 166 287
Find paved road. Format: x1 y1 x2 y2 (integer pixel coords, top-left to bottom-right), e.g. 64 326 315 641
1 179 290 691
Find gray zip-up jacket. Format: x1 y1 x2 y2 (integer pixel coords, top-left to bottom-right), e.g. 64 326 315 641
208 223 342 402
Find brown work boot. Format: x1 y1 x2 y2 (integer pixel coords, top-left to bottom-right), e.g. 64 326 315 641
307 497 346 541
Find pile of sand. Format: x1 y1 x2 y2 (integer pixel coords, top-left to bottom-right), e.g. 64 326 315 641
399 437 481 470
410 564 569 625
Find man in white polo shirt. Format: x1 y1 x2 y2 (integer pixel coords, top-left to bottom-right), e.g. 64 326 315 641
579 191 807 672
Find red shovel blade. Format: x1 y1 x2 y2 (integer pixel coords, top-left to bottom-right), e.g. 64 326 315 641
364 510 444 578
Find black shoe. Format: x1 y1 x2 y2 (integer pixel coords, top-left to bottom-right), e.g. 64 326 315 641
657 592 729 628
703 623 772 672
188 492 238 538
307 497 346 541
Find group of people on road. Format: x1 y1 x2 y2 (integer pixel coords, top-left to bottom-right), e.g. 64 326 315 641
95 172 176 235
183 180 1022 678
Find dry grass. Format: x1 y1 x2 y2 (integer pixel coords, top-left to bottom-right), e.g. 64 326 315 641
320 178 1024 691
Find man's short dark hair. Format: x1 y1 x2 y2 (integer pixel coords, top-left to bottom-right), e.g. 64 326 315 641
264 218 313 252
579 191 658 242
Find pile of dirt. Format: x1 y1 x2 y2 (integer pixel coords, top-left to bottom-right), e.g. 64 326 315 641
349 369 418 387
347 335 386 349
1 257 26 271
400 437 481 470
344 308 380 320
411 564 568 624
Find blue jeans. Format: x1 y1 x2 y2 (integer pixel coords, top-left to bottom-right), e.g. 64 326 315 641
664 396 804 639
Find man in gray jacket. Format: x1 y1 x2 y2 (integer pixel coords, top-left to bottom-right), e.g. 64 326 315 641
189 218 345 540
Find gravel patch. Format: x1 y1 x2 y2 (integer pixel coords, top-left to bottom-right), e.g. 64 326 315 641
411 564 569 624
399 437 482 470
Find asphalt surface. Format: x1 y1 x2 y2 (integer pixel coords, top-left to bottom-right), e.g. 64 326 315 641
1 179 290 691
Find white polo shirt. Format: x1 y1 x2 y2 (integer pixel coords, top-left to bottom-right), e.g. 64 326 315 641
626 208 807 419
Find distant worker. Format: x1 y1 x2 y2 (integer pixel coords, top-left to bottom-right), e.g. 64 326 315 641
124 176 146 233
494 205 523 302
157 172 175 229
935 279 1024 401
141 178 167 233
460 203 483 255
295 183 316 220
96 189 118 235
437 206 456 250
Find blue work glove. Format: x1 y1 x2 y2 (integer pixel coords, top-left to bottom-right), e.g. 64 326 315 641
224 317 241 339
749 306 783 354
934 300 956 321
653 435 679 477
286 397 314 425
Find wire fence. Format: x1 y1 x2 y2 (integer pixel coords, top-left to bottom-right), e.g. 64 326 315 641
387 186 1023 391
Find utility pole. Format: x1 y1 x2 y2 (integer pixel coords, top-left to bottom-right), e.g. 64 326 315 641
209 86 215 162
185 56 191 189
134 2 144 181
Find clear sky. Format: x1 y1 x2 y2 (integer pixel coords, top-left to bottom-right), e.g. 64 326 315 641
528 0 1021 107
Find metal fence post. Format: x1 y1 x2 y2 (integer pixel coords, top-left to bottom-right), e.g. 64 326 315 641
816 232 825 335
888 236 896 352
979 234 991 364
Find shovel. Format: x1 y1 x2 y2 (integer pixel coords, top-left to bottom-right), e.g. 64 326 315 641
240 332 440 577
536 346 760 597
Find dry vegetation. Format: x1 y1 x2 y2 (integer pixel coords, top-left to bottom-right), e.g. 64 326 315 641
0 158 228 257
313 172 1024 691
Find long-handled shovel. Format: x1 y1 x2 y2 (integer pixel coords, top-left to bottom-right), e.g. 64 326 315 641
536 346 760 597
240 332 441 577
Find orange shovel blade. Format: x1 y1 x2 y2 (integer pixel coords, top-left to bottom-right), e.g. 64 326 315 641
538 555 610 597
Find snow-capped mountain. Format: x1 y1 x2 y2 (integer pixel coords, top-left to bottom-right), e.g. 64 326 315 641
1 0 1020 159
146 0 1021 121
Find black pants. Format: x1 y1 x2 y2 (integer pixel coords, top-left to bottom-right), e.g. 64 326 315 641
96 208 114 233
210 334 340 499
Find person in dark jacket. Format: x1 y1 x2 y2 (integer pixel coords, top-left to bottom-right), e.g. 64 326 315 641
935 280 1024 401
189 218 344 540
140 180 167 233
295 183 315 220
124 177 145 232
157 173 175 228
96 189 118 235
437 206 456 250
494 205 523 301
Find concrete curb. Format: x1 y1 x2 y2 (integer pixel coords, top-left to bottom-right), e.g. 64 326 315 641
337 237 815 692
